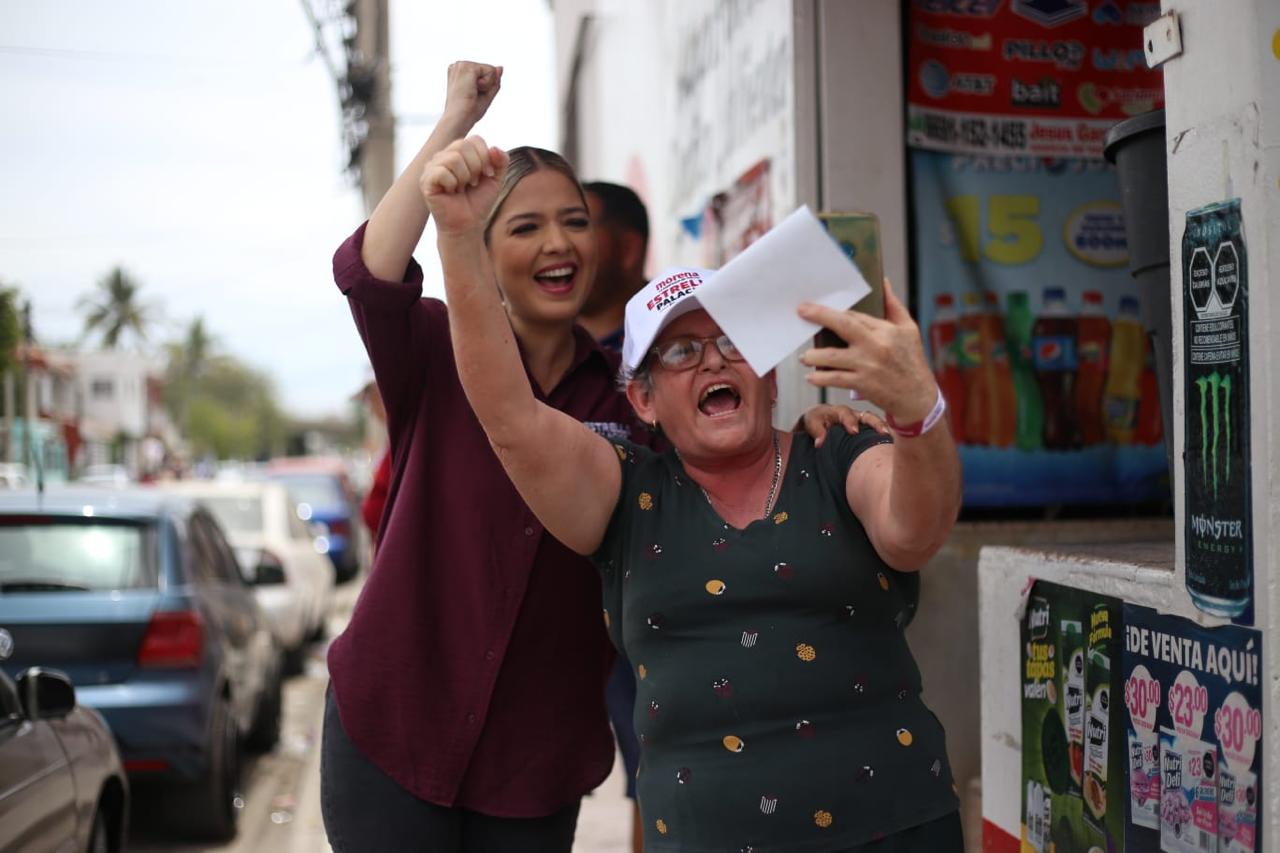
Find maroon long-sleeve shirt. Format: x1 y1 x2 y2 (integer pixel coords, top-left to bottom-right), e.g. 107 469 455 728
327 224 646 816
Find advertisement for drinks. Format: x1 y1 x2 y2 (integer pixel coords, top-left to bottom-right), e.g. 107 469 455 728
1122 604 1263 852
912 151 1168 506
906 0 1164 159
1181 199 1253 625
1021 581 1126 851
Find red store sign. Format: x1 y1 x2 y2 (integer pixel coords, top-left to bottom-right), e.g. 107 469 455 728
906 0 1165 159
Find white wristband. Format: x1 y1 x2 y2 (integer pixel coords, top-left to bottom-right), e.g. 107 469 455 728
885 386 947 438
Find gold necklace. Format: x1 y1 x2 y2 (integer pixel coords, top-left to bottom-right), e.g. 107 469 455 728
681 430 782 519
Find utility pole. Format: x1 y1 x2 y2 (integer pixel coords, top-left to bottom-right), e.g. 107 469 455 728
354 0 394 215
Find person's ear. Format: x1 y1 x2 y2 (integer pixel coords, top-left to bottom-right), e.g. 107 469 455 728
620 230 647 276
625 378 657 425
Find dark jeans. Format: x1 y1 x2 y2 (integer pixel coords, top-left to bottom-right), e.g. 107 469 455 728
605 655 641 799
321 689 580 853
837 811 965 852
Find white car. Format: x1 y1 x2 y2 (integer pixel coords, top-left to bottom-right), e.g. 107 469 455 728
160 481 335 668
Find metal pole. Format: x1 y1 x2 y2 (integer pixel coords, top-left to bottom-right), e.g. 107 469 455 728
21 302 41 492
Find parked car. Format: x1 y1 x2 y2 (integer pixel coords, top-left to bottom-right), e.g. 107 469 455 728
160 480 335 668
77 464 132 487
267 457 364 583
0 663 130 853
0 487 283 841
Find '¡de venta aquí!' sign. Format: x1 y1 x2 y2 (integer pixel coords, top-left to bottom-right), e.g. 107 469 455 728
1181 199 1252 624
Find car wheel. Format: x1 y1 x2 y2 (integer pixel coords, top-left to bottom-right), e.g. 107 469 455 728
246 666 283 753
87 808 109 853
167 695 240 841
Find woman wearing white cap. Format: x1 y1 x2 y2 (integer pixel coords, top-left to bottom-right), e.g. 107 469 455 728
323 63 881 852
423 135 964 852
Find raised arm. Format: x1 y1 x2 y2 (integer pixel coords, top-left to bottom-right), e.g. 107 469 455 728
420 137 622 555
799 282 962 571
361 62 501 281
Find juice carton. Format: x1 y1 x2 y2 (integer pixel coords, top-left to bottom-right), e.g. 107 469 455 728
1217 766 1256 852
1128 731 1160 829
1160 727 1219 852
1060 618 1086 792
1083 603 1112 824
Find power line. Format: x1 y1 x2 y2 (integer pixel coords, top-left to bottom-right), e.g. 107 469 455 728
0 43 219 66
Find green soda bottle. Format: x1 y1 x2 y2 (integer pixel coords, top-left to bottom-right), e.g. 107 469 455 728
1005 291 1043 450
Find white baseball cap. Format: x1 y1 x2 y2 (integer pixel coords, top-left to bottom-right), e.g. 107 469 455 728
621 266 717 371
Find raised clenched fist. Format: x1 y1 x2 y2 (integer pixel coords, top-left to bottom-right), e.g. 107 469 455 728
442 62 502 129
419 135 509 237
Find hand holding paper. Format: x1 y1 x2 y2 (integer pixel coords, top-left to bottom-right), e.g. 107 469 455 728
694 205 870 376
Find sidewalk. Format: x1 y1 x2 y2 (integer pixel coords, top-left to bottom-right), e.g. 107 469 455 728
572 752 633 853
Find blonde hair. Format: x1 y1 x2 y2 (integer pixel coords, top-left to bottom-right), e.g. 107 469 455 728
483 146 587 243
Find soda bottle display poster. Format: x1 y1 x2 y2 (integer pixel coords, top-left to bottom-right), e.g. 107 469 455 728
912 150 1168 506
1121 604 1262 852
1021 581 1126 851
1180 199 1253 625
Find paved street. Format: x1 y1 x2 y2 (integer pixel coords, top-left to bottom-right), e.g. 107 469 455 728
128 579 633 853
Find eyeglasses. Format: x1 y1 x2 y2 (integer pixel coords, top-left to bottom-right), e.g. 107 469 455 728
648 334 744 371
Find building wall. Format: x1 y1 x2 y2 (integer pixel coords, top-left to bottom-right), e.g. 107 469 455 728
980 1 1280 844
72 350 158 441
554 0 812 422
1161 0 1280 834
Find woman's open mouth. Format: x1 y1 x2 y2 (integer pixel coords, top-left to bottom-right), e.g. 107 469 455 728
698 383 742 417
533 263 578 296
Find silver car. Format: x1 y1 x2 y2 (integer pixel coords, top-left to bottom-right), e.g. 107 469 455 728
0 660 130 852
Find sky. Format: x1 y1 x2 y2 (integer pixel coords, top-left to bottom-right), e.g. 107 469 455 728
0 0 556 418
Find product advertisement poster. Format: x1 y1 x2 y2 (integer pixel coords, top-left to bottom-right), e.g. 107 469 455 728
905 0 1164 158
1021 581 1126 852
912 150 1168 506
1122 604 1262 852
1180 199 1253 625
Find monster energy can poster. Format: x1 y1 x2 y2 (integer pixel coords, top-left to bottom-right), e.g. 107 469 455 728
1122 604 1262 852
1021 581 1125 852
1182 199 1252 625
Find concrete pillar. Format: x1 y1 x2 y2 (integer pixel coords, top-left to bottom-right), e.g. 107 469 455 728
1160 0 1280 831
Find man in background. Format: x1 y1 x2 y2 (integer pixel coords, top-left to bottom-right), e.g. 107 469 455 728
579 181 649 349
582 180 649 853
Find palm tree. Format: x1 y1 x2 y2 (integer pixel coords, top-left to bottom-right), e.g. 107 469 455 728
164 316 218 435
78 267 153 349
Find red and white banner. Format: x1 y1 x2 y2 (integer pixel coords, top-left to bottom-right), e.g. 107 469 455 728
906 0 1165 159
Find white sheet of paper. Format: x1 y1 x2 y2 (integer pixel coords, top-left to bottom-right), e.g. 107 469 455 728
695 205 871 376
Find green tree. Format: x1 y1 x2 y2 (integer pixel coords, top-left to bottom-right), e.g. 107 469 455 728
164 317 216 434
166 346 287 461
0 286 21 378
78 266 154 349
